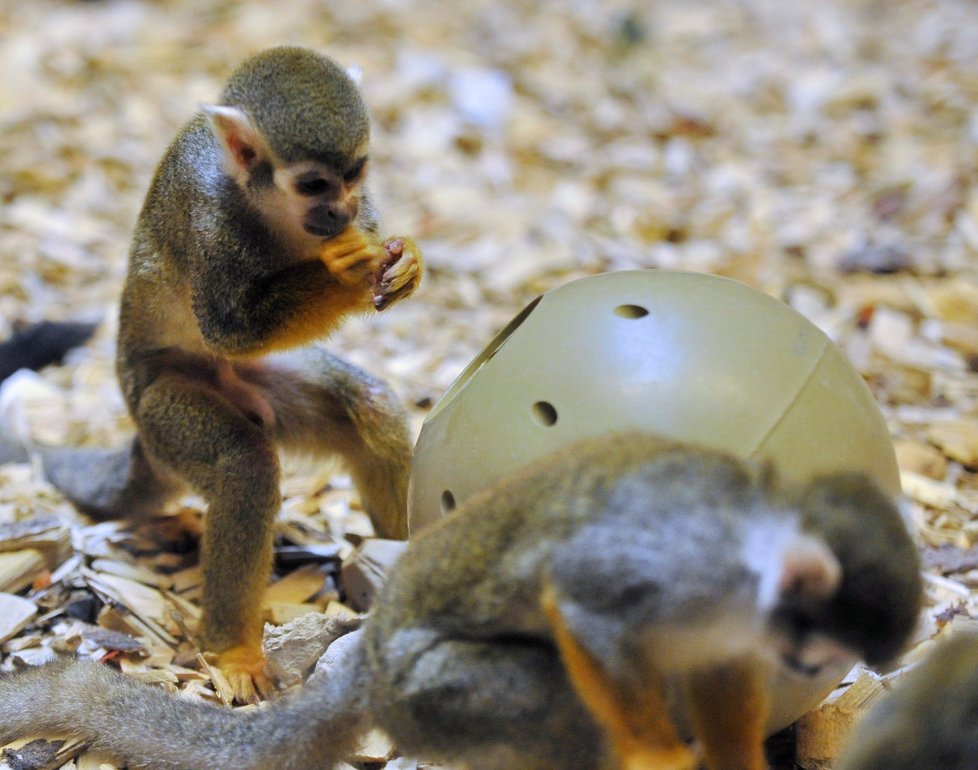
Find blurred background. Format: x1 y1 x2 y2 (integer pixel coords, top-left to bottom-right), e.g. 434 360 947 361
2 0 976 432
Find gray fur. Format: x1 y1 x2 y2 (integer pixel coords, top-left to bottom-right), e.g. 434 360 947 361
220 47 369 165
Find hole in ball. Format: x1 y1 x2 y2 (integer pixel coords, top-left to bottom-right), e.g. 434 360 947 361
440 490 456 514
427 295 543 421
614 304 649 319
532 401 558 427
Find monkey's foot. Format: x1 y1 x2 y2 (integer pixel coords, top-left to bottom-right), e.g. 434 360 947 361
623 746 699 770
214 644 276 704
319 226 385 286
374 236 422 310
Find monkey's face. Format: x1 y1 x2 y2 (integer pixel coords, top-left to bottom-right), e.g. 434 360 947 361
273 156 368 240
769 616 859 677
205 102 372 252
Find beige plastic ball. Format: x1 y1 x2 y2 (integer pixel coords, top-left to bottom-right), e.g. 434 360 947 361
408 269 899 731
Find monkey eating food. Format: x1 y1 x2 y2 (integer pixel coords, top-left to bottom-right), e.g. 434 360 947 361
0 47 422 702
0 434 922 770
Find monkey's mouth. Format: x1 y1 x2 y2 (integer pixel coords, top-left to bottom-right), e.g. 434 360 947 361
781 653 823 677
304 222 344 238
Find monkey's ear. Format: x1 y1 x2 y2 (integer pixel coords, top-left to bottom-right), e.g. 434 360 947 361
778 535 841 601
203 105 269 175
345 64 363 85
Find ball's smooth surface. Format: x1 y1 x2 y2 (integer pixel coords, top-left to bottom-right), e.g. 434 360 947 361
408 269 900 731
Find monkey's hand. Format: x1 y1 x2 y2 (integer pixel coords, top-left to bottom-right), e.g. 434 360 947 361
374 236 423 311
319 226 387 288
214 644 276 704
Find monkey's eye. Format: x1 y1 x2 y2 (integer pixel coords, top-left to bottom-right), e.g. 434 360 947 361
343 158 366 183
296 178 331 196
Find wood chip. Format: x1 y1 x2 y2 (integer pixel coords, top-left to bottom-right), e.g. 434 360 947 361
89 558 174 590
262 563 329 606
927 421 978 469
0 594 37 645
0 738 88 770
0 516 71 570
263 606 362 687
893 438 948 480
340 539 408 612
0 550 45 594
74 751 123 770
796 670 890 769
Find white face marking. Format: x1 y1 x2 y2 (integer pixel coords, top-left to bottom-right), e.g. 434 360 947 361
643 613 771 673
740 512 804 612
776 632 858 678
740 511 840 612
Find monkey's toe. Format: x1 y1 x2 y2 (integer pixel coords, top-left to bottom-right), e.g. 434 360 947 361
215 644 276 705
623 745 699 770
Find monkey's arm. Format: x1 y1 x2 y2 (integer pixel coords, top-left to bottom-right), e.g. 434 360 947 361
0 641 369 770
192 231 420 357
192 254 370 357
541 585 698 770
684 659 771 770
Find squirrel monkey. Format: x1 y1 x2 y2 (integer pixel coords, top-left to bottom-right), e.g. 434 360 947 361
0 434 922 770
838 633 978 770
2 47 421 701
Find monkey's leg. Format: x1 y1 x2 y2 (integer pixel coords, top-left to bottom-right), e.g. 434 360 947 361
370 629 606 770
542 587 698 770
249 348 412 539
136 372 281 702
684 658 770 770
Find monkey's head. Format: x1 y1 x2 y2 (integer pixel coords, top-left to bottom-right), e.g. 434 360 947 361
769 473 923 675
204 47 371 243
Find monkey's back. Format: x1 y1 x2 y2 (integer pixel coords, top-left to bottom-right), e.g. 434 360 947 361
116 115 222 411
366 433 793 686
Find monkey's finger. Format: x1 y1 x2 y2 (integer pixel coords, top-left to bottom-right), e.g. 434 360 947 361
324 247 384 286
373 280 417 311
380 235 423 274
374 238 423 310
226 668 260 705
319 227 385 286
378 254 422 289
254 669 278 701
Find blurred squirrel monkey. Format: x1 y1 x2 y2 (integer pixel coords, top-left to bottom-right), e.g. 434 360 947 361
0 434 921 770
838 633 978 770
1 47 422 701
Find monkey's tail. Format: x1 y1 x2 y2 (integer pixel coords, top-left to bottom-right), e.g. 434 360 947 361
0 320 98 383
0 639 370 770
0 320 99 466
